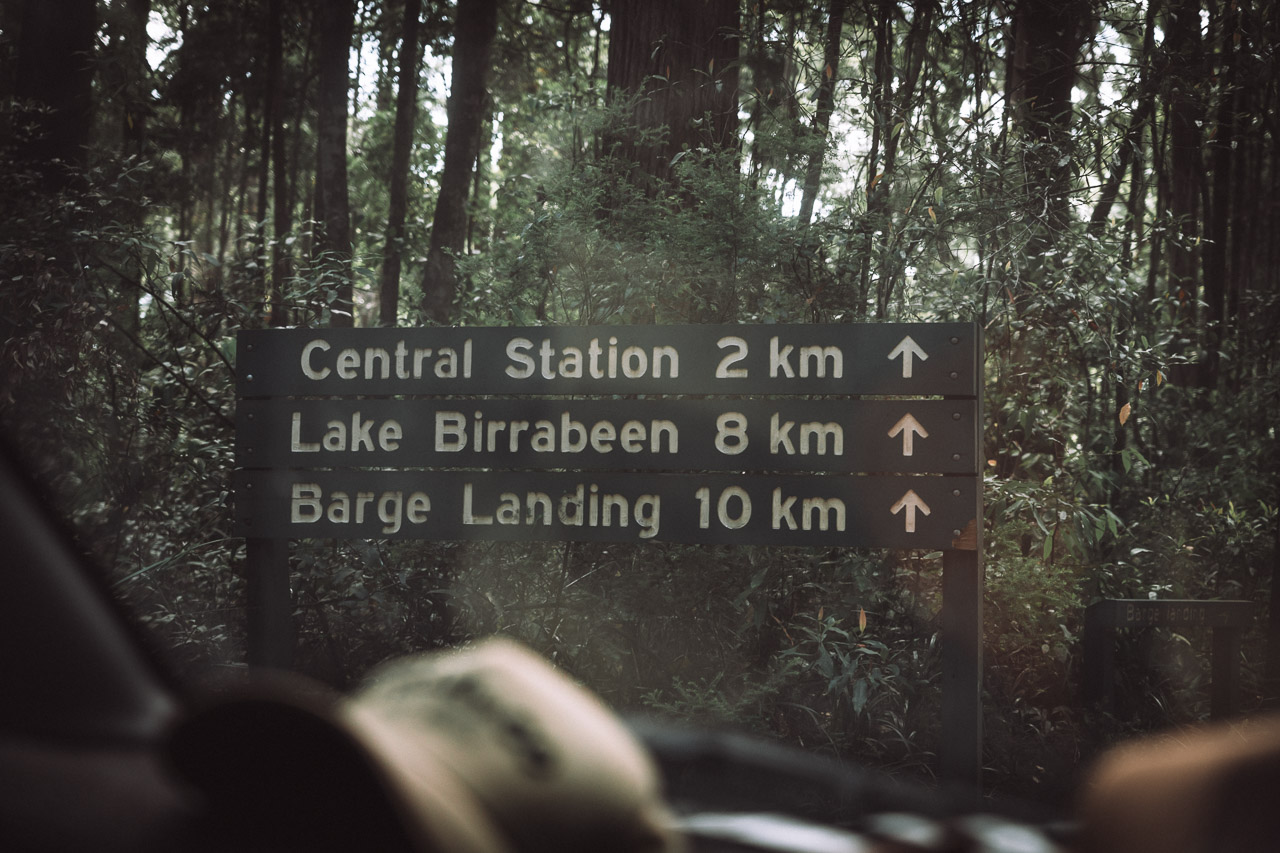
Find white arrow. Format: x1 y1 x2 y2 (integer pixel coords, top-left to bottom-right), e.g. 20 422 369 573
887 335 928 379
888 413 929 456
890 490 931 533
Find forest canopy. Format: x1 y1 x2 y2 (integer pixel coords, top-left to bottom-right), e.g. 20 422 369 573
1 0 1277 799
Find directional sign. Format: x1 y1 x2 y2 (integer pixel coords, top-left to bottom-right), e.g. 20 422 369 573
233 322 983 550
236 323 979 398
890 489 930 533
888 335 928 378
236 398 979 474
233 320 986 784
888 413 929 456
234 470 980 549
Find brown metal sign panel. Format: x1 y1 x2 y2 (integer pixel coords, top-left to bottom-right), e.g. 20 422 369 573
234 470 979 549
235 398 979 475
236 323 979 398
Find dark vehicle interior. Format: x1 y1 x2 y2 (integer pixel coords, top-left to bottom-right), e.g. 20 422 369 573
1 449 186 851
3 448 434 852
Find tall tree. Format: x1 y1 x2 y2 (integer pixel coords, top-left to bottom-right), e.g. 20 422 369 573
100 0 152 159
1005 0 1092 242
604 0 740 189
1164 0 1204 334
13 0 96 190
861 0 934 317
379 0 424 327
267 0 292 326
1202 0 1237 383
98 0 152 340
316 0 358 326
419 0 499 324
797 0 846 227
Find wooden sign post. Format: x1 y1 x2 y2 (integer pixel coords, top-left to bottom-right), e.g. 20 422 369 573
235 323 983 783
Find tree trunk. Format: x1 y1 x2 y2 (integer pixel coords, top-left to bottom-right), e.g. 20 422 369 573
1165 0 1204 335
116 0 151 159
374 0 400 114
268 0 292 327
218 93 236 267
1006 0 1091 240
1089 1 1156 241
104 0 152 340
316 0 357 327
379 0 423 327
419 0 499 324
855 0 932 317
797 0 845 227
287 10 316 274
604 0 740 189
255 79 272 296
14 0 96 191
1202 0 1238 384
468 100 494 254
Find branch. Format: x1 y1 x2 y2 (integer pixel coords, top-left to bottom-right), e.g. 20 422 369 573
99 257 238 376
102 312 235 431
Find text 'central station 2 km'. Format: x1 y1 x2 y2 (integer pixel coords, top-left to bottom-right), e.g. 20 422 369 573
234 323 981 550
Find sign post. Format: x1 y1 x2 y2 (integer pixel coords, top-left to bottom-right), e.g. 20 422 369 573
235 322 983 780
245 537 291 667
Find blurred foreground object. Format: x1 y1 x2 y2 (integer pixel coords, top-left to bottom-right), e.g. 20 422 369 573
170 638 678 852
1079 716 1280 853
